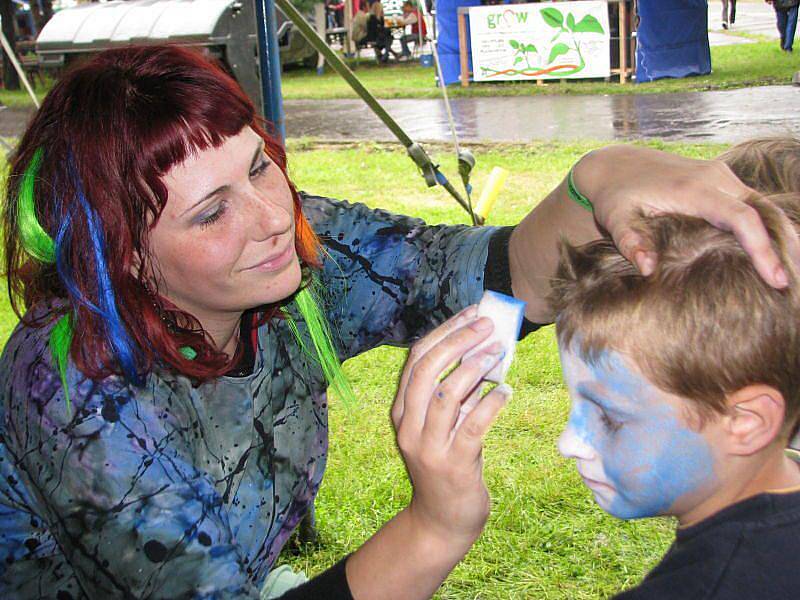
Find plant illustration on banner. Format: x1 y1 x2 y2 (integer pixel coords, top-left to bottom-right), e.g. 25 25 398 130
484 6 605 78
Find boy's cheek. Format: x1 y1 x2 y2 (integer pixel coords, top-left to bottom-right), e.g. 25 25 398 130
602 427 717 519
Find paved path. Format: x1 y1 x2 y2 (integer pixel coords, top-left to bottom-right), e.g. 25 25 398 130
5 84 798 145
286 85 800 144
708 0 780 40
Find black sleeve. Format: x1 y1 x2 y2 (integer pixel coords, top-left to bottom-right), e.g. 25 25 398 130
484 226 545 338
277 556 354 600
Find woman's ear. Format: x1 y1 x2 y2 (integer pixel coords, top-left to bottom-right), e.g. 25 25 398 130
723 385 786 456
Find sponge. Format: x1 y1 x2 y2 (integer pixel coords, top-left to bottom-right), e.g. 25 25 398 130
463 290 526 383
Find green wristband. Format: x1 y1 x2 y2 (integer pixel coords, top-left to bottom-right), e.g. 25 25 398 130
567 167 593 212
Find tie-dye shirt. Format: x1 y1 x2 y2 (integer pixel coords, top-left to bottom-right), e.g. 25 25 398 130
0 196 498 599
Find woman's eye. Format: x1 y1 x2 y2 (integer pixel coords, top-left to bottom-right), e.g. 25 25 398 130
600 411 622 434
199 201 228 228
250 160 270 179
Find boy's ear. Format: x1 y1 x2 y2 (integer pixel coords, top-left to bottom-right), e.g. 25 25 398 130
723 385 786 456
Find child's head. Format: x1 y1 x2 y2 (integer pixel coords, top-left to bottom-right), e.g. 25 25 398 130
550 194 800 523
719 137 800 195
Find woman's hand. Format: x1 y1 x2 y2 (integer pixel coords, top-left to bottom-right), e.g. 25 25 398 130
392 305 510 547
576 145 800 286
509 145 800 323
346 306 510 600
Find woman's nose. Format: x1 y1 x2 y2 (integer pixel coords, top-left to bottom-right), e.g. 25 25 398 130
246 190 292 241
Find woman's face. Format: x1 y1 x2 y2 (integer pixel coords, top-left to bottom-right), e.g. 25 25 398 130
148 127 301 329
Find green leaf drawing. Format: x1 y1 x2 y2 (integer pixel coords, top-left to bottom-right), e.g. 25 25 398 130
525 43 538 54
510 39 520 49
541 7 563 28
514 56 523 65
548 42 570 64
572 14 605 34
567 13 575 31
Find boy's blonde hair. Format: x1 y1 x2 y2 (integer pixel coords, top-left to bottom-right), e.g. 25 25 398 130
719 137 800 194
551 194 800 436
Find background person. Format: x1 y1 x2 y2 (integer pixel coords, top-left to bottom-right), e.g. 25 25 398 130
398 0 427 59
767 0 799 52
366 0 392 62
722 0 736 28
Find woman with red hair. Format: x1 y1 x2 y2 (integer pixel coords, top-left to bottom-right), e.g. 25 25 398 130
0 45 791 599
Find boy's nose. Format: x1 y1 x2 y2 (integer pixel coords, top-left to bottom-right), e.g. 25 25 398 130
557 423 595 461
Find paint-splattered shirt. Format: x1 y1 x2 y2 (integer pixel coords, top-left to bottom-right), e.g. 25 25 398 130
0 195 499 599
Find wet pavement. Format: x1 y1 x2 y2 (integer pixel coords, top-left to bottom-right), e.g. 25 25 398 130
0 107 33 139
4 84 798 145
286 85 800 144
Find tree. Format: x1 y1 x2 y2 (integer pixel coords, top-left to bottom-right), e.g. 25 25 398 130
0 0 20 91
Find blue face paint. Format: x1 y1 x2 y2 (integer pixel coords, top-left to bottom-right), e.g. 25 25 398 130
558 345 717 520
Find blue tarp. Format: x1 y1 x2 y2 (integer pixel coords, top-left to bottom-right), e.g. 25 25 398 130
437 0 481 86
636 0 711 83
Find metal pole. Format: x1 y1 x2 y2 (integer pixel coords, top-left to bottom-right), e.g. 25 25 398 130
0 31 39 109
274 0 480 224
253 0 285 141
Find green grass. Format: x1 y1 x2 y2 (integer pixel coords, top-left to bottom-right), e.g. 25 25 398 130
0 75 51 108
281 40 798 99
0 139 726 598
4 40 796 109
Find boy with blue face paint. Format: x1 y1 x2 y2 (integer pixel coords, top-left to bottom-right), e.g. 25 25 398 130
551 193 800 599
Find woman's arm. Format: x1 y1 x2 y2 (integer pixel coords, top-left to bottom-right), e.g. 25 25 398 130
509 145 800 323
345 307 508 598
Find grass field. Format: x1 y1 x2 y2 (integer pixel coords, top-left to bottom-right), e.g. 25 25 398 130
2 40 796 109
280 40 797 100
0 139 728 598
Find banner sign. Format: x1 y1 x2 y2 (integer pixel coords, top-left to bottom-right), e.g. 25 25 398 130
468 1 610 82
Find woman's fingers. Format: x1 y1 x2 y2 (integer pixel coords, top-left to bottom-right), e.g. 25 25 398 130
392 305 478 427
455 384 485 430
451 384 512 460
401 317 494 432
422 346 502 444
608 226 655 276
694 197 799 288
589 149 800 289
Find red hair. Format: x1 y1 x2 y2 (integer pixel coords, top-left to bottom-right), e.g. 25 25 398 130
3 45 321 381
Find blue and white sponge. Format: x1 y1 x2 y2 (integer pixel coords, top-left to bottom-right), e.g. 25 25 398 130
464 290 526 383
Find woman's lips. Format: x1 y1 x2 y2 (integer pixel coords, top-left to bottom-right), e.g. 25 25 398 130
247 243 295 272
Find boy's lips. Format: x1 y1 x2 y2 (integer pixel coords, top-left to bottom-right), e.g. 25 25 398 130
578 470 614 493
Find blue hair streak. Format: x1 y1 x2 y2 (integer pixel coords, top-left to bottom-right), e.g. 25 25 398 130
66 157 142 385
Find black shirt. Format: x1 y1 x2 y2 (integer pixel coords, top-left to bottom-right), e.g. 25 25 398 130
614 487 800 599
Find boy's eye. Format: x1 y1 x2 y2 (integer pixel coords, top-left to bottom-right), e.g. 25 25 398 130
250 159 270 179
600 410 622 433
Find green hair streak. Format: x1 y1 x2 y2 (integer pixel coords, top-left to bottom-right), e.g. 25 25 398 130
49 315 73 412
19 147 55 263
18 147 73 412
283 280 355 405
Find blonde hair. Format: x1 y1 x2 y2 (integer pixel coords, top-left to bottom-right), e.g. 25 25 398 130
551 194 800 435
719 137 800 194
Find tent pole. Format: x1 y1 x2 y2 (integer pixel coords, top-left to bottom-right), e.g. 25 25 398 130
253 0 286 141
0 31 39 109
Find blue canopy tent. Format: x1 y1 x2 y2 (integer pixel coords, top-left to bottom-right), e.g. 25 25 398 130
636 0 710 83
437 0 480 86
436 0 711 86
